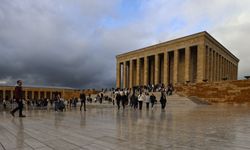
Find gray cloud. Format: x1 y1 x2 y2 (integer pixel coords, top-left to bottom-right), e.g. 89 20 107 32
0 0 121 88
0 0 249 89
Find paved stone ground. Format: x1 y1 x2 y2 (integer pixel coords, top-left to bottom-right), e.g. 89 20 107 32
1 95 250 150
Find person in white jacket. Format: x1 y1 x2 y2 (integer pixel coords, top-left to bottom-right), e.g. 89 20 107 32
138 92 145 110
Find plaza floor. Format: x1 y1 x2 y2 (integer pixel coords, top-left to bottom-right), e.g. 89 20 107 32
1 95 250 150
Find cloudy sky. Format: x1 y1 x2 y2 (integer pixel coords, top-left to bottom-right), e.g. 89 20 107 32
0 0 249 89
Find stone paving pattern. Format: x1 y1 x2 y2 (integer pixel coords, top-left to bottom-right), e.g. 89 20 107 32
0 95 250 150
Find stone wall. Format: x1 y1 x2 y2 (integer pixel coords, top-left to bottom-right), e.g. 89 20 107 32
175 80 250 103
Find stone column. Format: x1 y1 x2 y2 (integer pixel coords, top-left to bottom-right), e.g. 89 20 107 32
236 65 238 79
38 90 41 99
217 53 220 81
230 63 233 80
226 59 228 79
218 55 221 80
197 44 206 82
173 49 178 84
234 65 236 80
25 91 28 100
45 91 48 99
231 63 233 80
216 53 219 81
212 50 214 81
163 52 168 85
206 47 210 80
225 59 227 79
222 58 224 79
225 60 228 79
50 92 52 100
228 61 231 80
129 60 133 88
144 56 148 86
222 57 225 79
232 64 234 80
154 54 159 85
3 90 5 100
123 62 127 88
227 61 230 80
32 91 34 99
230 62 232 80
10 90 13 99
185 47 190 82
232 64 235 80
221 56 224 80
136 58 140 86
214 53 217 81
211 49 214 82
116 61 121 88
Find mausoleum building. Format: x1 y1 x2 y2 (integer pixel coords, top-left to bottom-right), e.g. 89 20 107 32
116 31 239 88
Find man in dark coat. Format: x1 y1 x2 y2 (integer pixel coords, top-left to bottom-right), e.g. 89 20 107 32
160 91 167 110
150 93 156 108
121 92 127 109
10 80 26 117
116 92 121 110
80 92 86 111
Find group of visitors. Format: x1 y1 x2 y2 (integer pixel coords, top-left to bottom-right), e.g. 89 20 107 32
114 88 169 111
3 80 174 118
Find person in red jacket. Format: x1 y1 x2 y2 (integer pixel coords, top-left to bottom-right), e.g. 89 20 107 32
10 80 26 117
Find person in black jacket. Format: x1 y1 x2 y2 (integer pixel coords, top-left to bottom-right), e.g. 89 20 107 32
130 93 138 110
116 92 121 110
10 80 25 117
121 92 127 109
80 93 86 111
160 91 167 110
150 93 156 109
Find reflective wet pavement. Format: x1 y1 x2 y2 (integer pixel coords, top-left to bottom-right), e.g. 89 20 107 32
1 95 250 150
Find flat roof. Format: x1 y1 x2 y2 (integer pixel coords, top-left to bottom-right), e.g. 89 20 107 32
116 31 239 62
0 85 80 90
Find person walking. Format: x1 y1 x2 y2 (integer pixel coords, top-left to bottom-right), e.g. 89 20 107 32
130 92 137 110
145 92 150 110
80 93 86 111
54 93 60 111
138 92 144 110
3 99 7 109
116 92 121 110
100 93 103 104
150 93 156 109
160 91 167 110
10 80 26 117
121 92 127 109
111 91 115 105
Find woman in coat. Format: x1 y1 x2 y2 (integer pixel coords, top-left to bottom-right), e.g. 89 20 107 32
160 91 167 110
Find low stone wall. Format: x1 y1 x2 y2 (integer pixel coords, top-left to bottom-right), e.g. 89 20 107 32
175 80 250 103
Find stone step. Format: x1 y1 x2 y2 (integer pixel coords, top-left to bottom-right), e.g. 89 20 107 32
100 91 197 106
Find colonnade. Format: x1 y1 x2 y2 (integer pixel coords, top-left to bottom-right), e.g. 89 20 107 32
117 44 238 88
205 46 238 81
0 88 63 100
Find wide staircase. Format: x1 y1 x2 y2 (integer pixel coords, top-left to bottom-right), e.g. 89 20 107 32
154 92 197 107
101 91 197 107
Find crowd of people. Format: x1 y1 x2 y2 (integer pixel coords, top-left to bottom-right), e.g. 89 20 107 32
110 83 174 111
0 80 175 117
